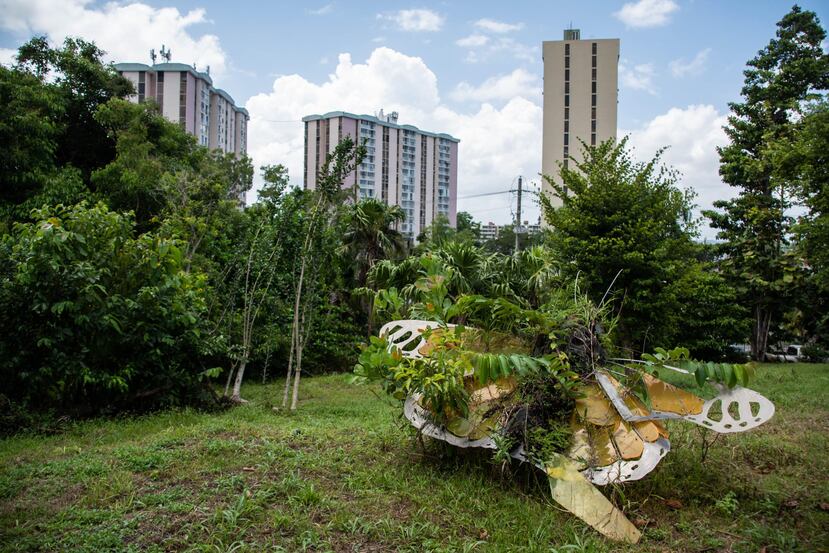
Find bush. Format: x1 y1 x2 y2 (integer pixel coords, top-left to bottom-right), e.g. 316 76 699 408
0 201 211 421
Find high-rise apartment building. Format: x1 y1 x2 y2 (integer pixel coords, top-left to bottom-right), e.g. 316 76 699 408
302 110 459 240
115 62 249 158
542 29 619 206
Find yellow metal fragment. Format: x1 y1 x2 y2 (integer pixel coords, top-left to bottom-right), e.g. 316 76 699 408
601 372 670 441
469 377 517 404
642 373 704 416
611 420 644 460
575 385 620 427
546 453 641 544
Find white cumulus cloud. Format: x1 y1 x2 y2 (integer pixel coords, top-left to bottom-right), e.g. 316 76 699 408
669 48 712 78
625 104 731 236
245 47 542 224
0 48 17 66
620 62 657 94
0 0 228 77
377 9 444 32
473 18 524 33
614 0 679 29
450 69 541 104
456 34 489 48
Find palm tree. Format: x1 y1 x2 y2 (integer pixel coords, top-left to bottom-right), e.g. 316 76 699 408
341 199 407 289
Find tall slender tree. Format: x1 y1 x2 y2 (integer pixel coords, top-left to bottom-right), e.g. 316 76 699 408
282 137 365 410
704 5 829 360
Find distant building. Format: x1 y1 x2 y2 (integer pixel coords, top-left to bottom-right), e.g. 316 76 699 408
480 222 499 241
480 220 542 242
542 29 619 206
115 62 249 158
302 110 459 240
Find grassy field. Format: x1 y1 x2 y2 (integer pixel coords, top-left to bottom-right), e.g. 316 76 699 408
1 363 827 552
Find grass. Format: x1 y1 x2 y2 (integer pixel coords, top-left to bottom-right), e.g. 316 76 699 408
1 363 828 552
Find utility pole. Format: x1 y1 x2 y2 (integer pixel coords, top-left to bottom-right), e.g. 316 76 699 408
514 176 522 254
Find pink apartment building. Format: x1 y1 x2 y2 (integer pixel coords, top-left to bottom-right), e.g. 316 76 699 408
115 62 249 159
302 110 459 241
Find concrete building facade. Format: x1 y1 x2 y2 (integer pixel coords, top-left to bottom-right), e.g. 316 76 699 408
115 62 249 158
302 110 459 240
542 29 619 206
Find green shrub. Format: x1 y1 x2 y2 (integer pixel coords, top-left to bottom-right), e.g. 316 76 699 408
0 201 211 422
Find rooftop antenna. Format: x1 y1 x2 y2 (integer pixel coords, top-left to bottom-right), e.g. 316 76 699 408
206 65 210 75
150 48 157 64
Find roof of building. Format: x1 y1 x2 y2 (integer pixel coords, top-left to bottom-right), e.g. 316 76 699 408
114 62 255 114
302 111 460 142
114 62 214 86
212 88 235 105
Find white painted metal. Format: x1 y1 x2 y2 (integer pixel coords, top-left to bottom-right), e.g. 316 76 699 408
378 319 453 359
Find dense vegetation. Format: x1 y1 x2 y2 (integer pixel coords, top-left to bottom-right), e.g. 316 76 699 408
0 5 827 431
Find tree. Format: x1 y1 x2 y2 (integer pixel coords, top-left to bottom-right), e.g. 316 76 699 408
774 100 829 349
15 37 132 180
341 199 406 288
704 6 828 360
0 202 209 415
541 138 698 353
224 166 290 403
455 211 481 243
282 137 366 410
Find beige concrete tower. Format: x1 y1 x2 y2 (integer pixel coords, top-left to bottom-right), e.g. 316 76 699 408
542 29 619 206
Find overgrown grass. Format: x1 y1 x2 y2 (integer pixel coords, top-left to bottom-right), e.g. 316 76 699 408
1 364 827 552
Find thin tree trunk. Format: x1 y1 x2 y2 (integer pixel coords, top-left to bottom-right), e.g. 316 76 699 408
224 363 236 397
290 302 309 410
283 253 307 407
231 359 248 402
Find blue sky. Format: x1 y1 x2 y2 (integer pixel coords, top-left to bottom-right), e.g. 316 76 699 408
2 1 827 234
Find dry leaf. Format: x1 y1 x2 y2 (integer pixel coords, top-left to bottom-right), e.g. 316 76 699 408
664 498 683 510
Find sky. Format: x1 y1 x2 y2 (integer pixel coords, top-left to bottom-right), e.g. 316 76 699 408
2 0 828 237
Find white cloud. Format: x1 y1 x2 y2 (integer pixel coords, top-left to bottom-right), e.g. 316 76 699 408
245 47 542 225
473 18 524 33
377 9 444 32
625 104 730 237
669 48 712 78
614 0 679 29
456 34 489 48
0 0 228 77
307 3 333 16
620 61 656 94
0 48 16 66
450 69 540 104
460 37 537 64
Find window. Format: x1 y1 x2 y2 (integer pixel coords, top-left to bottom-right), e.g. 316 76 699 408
564 94 570 107
592 81 597 94
564 120 569 132
565 44 570 55
564 107 569 120
565 69 570 81
565 56 570 68
563 133 569 146
565 82 569 94
591 94 597 107
137 72 145 102
592 67 597 80
156 72 164 111
592 42 597 55
591 133 597 146
591 107 596 119
179 72 187 128
591 120 596 132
